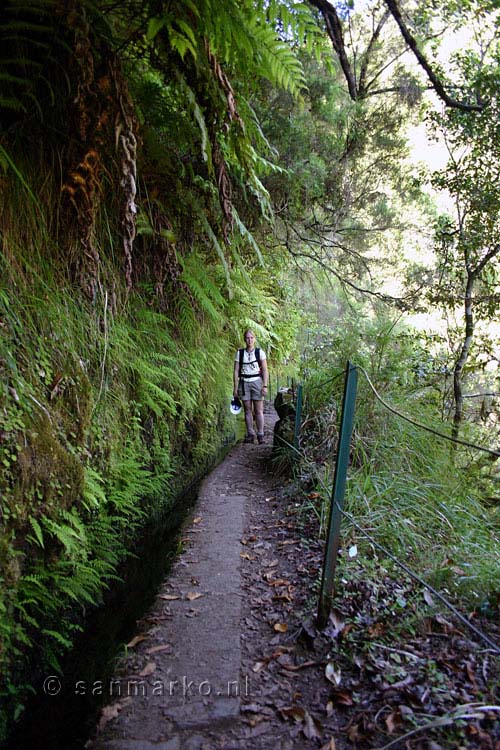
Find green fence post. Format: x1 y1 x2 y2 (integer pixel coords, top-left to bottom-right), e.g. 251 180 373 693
317 361 358 629
294 383 303 451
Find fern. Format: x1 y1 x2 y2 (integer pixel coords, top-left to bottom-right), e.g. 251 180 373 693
176 70 213 167
82 467 107 512
180 252 226 324
28 516 44 548
41 628 72 649
0 0 63 127
199 212 233 297
232 208 265 266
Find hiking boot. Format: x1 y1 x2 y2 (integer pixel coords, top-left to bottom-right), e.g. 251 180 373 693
244 434 256 444
257 434 265 444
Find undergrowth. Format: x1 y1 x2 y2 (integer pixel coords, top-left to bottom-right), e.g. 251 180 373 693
0 252 233 734
0 168 295 739
296 312 499 615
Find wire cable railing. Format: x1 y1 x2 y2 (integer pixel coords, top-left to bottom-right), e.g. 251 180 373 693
356 364 500 458
274 362 499 653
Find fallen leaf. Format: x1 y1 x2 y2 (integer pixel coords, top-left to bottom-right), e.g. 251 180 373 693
98 698 130 730
323 610 345 639
424 589 434 607
282 660 319 672
240 552 255 560
329 688 354 706
186 592 203 601
267 578 290 587
347 723 362 742
126 634 148 649
192 516 202 524
280 705 306 722
281 706 322 739
145 644 171 655
138 661 156 677
252 661 267 673
385 708 402 734
273 622 288 633
273 592 293 602
320 739 336 750
325 661 342 686
466 661 478 689
159 594 180 601
303 711 323 740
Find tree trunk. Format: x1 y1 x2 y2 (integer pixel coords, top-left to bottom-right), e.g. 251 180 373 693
452 272 475 440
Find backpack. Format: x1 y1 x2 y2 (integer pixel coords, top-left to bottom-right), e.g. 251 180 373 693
238 347 262 396
238 347 261 378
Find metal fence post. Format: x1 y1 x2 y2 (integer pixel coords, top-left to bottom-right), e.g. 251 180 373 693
294 383 303 451
317 361 358 629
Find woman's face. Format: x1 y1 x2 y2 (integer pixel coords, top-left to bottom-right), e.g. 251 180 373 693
244 331 256 349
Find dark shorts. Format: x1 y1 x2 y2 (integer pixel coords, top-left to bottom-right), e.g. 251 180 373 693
238 379 263 401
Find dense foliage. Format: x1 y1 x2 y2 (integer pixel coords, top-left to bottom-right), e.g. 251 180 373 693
0 0 499 742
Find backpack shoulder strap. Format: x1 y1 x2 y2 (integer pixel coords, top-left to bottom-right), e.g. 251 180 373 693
238 348 245 377
255 348 261 368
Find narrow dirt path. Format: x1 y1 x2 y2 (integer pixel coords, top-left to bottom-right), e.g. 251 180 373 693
85 402 499 750
87 404 337 750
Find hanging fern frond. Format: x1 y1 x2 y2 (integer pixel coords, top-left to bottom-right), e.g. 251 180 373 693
0 0 66 128
180 251 226 325
176 70 213 168
232 208 265 267
198 212 233 297
247 20 306 97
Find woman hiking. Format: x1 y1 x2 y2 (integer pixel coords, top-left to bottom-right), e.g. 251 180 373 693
233 329 269 444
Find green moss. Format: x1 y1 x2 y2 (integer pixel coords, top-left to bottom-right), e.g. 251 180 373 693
13 413 84 524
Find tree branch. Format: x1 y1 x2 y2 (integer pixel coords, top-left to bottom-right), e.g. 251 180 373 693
473 244 500 277
309 0 358 100
383 0 484 112
358 10 390 96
